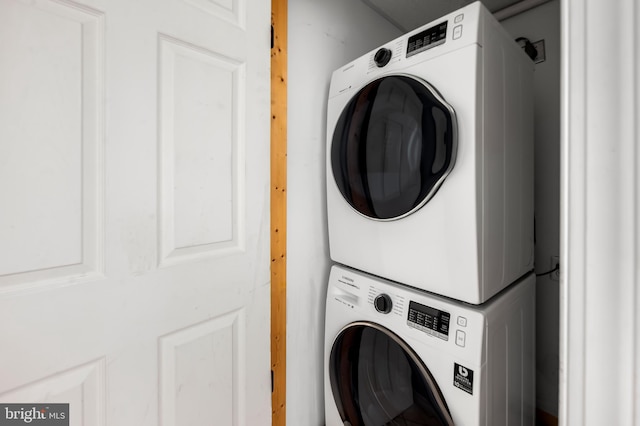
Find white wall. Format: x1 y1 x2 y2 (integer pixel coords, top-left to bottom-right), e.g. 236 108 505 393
501 0 561 417
286 1 401 424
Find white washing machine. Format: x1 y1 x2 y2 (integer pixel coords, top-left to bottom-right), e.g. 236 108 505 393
324 264 535 426
326 1 534 304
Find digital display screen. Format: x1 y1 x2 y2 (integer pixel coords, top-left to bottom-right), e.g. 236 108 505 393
408 301 450 338
407 21 448 57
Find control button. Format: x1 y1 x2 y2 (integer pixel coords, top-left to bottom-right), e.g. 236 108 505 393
374 294 393 314
455 330 466 347
454 13 464 23
457 316 467 327
373 48 392 67
453 25 463 40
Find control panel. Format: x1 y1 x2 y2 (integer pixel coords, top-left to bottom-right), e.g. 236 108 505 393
407 300 450 341
407 21 448 58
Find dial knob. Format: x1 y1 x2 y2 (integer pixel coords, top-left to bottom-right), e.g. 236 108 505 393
374 48 392 67
374 294 393 314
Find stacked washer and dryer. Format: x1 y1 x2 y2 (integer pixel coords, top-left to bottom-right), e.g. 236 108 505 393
323 2 536 425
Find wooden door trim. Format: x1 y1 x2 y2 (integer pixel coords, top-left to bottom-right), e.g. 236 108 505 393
271 0 287 424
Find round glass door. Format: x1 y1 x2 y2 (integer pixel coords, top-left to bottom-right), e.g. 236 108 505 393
329 322 454 426
331 75 457 220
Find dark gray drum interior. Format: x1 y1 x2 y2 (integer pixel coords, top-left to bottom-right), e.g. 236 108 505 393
329 322 454 426
331 75 457 220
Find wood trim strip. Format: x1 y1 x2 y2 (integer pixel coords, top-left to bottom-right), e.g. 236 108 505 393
270 0 287 424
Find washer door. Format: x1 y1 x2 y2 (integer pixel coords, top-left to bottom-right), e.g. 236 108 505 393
329 322 454 426
331 75 457 220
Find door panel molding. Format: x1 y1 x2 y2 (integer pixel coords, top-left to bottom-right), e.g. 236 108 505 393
560 0 640 424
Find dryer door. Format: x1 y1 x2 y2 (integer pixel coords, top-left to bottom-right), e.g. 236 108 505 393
331 75 457 220
329 321 454 426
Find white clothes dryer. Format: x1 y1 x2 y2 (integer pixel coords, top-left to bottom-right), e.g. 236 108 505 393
324 264 535 426
326 2 534 304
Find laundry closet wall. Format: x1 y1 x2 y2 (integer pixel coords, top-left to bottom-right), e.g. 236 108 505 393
286 1 400 424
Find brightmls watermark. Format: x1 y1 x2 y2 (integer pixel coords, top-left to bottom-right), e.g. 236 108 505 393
0 404 68 425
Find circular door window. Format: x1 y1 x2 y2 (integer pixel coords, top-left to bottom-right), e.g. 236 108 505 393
331 75 457 220
329 321 454 426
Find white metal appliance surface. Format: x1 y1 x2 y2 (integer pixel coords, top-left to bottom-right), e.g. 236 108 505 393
324 264 535 426
326 1 534 304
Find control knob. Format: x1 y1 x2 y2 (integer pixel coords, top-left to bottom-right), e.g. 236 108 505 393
374 48 392 67
374 294 393 314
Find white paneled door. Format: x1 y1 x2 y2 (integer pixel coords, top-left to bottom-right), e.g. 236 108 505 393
0 0 271 424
